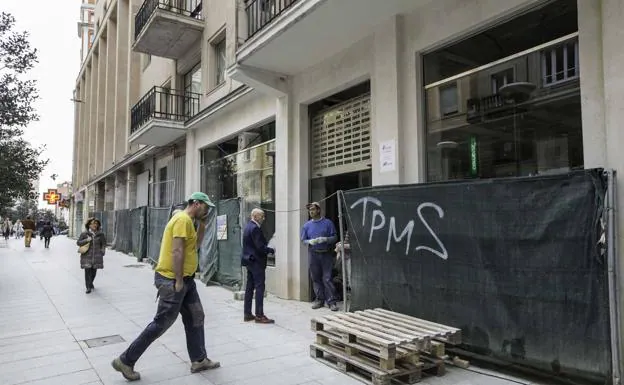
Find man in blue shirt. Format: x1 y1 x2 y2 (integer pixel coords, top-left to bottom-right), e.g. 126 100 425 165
301 202 339 311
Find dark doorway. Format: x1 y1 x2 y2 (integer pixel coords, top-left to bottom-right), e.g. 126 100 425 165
308 169 371 301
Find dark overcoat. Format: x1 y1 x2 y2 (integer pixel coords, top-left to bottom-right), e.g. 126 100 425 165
77 226 106 269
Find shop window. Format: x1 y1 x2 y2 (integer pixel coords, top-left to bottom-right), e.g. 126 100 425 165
423 0 582 182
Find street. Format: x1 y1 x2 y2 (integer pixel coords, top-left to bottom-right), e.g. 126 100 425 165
0 236 536 385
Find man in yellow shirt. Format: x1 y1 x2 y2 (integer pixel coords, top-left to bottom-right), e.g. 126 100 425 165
112 192 220 381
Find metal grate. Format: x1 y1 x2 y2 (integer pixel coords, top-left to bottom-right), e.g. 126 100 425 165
311 94 371 177
83 335 125 348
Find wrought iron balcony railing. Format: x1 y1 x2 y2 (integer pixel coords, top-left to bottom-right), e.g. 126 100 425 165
135 0 203 40
130 87 201 135
466 94 508 122
245 0 299 40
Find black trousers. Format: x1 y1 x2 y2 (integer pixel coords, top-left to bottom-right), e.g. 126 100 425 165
84 268 97 289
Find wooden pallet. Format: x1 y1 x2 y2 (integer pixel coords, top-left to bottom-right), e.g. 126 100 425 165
355 309 462 345
310 309 463 384
310 343 423 385
312 316 424 371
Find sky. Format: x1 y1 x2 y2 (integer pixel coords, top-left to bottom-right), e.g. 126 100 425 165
2 0 82 205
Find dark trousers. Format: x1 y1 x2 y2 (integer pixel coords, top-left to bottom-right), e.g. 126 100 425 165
120 273 206 367
44 236 51 248
309 250 338 305
244 264 266 316
84 268 97 289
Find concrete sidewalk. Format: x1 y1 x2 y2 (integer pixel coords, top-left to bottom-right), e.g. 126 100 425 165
0 236 537 385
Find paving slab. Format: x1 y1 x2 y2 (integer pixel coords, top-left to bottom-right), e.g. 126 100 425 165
0 236 542 385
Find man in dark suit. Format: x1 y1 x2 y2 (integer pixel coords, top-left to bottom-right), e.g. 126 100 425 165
241 208 275 324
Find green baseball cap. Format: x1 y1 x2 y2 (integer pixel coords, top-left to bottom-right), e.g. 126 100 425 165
188 192 215 207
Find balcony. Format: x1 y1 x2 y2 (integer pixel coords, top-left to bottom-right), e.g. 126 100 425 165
229 0 427 93
129 87 200 146
133 0 204 59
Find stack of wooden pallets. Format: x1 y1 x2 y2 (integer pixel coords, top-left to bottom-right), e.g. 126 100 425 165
310 308 464 385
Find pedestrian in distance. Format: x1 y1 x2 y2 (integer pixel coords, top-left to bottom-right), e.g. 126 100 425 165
112 192 220 381
42 221 54 248
241 208 275 324
77 218 106 293
21 216 36 247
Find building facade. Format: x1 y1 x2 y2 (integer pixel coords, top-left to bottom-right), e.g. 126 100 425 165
71 0 624 309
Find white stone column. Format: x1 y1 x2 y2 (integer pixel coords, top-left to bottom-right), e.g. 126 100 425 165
103 19 117 172
114 0 130 163
371 15 404 186
185 130 198 196
96 39 107 176
269 93 310 301
578 0 607 168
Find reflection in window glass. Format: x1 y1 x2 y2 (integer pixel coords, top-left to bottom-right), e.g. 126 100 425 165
424 37 582 182
440 84 458 116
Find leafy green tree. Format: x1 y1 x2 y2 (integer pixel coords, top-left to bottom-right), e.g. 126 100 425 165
36 208 57 223
0 12 48 210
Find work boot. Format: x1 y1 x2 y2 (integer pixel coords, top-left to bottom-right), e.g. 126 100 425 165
190 358 221 373
311 301 324 310
111 357 140 381
329 303 339 312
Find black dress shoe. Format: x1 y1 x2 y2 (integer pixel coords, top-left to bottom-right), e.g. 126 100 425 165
86 289 92 294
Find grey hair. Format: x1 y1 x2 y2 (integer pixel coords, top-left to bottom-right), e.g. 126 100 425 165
251 208 264 219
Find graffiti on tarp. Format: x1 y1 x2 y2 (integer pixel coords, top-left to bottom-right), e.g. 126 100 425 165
349 196 448 260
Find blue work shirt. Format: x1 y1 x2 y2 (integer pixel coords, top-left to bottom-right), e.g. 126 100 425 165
301 217 337 252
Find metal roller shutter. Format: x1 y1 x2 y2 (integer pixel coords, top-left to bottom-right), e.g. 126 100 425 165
311 93 372 177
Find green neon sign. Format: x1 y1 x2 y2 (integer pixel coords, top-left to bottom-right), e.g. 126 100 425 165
470 136 478 176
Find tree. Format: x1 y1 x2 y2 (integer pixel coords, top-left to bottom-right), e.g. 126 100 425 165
13 199 37 221
36 208 57 223
0 12 48 210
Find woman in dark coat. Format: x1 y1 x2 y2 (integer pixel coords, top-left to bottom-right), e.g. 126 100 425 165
42 221 54 248
77 218 107 294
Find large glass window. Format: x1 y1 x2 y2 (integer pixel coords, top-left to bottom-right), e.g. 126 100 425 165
199 121 276 264
423 0 582 181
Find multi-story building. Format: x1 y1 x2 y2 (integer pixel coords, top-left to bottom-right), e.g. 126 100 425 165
77 0 96 63
71 0 624 305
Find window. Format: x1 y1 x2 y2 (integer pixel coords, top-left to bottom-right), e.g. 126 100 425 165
184 63 202 94
542 40 579 86
214 38 226 86
439 83 458 116
184 63 201 116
